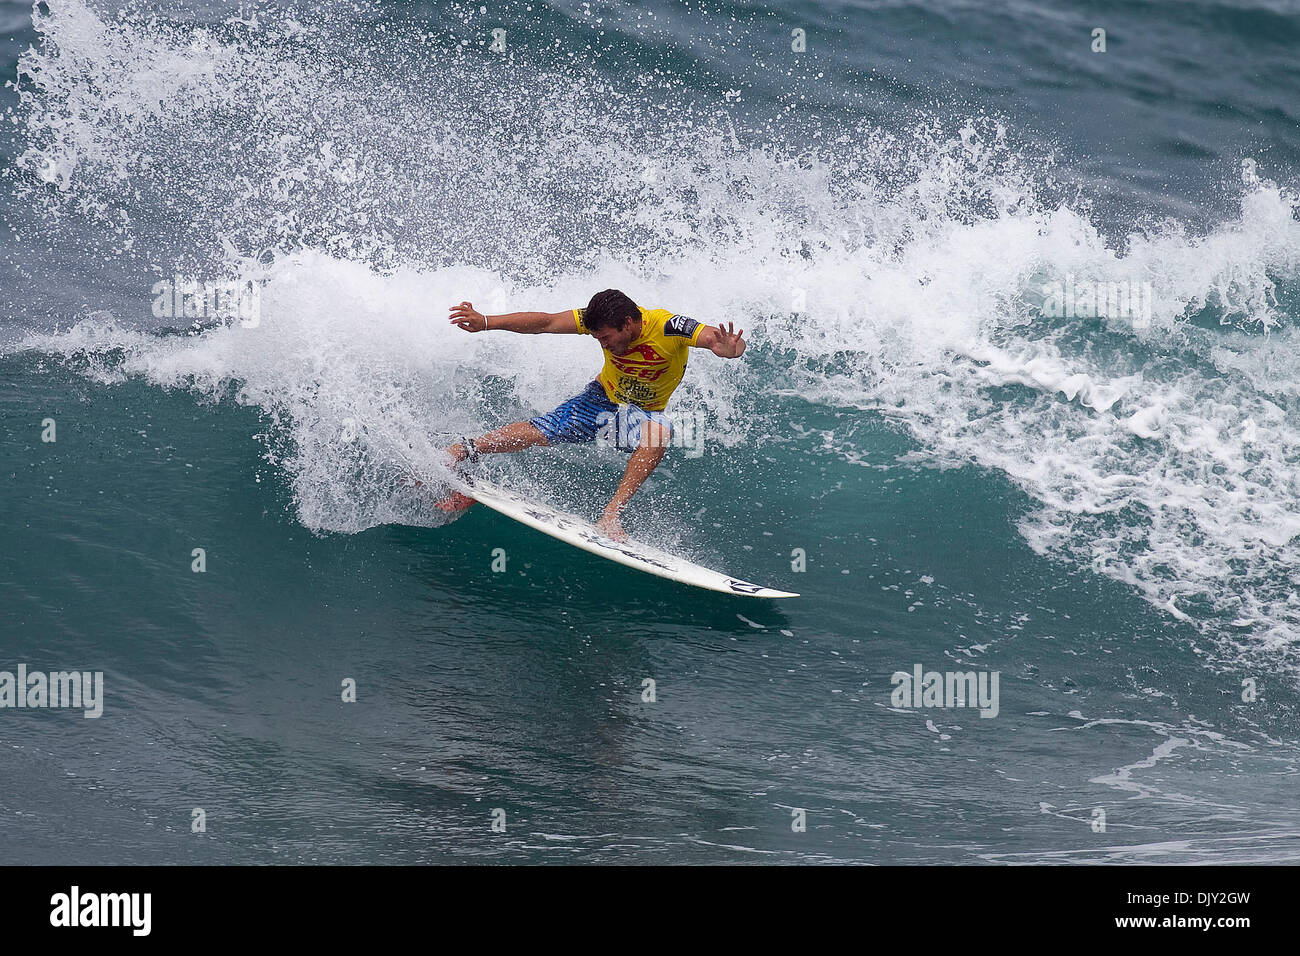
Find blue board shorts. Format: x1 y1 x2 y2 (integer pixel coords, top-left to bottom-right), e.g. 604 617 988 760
529 381 674 452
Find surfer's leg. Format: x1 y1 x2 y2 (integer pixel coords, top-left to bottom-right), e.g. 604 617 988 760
445 381 607 468
596 419 672 540
437 424 549 513
448 422 549 465
613 405 675 454
525 381 614 448
438 424 550 514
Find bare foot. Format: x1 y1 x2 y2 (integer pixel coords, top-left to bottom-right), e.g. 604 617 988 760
595 513 627 541
435 491 476 513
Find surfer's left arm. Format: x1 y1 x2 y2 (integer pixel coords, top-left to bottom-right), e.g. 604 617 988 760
693 321 746 358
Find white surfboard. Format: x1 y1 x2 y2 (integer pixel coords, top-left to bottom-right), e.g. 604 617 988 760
460 475 799 599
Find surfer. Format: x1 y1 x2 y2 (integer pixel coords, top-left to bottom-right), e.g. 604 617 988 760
438 289 746 540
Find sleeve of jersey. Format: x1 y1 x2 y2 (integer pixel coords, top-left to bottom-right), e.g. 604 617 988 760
573 308 587 333
662 312 703 345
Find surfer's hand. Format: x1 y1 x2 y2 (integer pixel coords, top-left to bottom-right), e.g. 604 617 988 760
709 321 746 358
596 511 627 542
449 301 487 332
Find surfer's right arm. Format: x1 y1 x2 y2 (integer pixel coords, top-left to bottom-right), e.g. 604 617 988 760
448 302 580 334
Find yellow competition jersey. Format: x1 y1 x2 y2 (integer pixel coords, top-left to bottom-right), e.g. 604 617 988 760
573 307 704 411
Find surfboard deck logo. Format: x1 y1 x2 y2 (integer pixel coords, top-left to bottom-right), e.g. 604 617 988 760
459 476 798 598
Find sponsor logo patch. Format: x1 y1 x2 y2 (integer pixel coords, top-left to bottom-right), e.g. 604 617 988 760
664 314 700 338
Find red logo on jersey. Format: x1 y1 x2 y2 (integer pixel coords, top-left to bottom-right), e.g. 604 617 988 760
620 342 664 362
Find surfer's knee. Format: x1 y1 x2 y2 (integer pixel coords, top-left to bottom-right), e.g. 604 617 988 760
639 419 673 451
518 422 550 447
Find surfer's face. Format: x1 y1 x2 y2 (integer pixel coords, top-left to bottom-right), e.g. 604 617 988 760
591 315 640 354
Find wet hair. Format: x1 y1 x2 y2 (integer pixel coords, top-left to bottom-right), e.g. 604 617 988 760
582 289 640 332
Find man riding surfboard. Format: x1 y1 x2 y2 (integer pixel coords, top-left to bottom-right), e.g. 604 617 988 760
440 289 746 541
